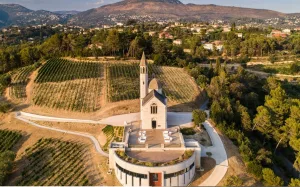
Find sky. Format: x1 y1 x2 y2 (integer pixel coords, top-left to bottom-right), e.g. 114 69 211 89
0 0 299 13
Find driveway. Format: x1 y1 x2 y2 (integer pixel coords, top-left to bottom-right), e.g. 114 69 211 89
199 121 228 186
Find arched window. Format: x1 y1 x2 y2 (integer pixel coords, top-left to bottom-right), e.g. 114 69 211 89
151 103 157 114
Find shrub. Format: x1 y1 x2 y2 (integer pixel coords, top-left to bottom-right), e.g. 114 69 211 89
180 128 196 135
246 161 263 180
0 102 11 113
0 74 11 87
289 178 300 187
145 162 154 167
290 62 300 74
269 54 277 64
0 151 16 185
192 109 207 127
262 168 284 186
224 175 243 186
206 152 212 157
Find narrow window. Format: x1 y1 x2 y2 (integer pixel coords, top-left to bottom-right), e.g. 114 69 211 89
139 177 141 186
151 104 157 114
125 174 127 184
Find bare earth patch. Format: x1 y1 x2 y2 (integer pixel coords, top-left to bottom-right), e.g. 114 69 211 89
190 157 216 186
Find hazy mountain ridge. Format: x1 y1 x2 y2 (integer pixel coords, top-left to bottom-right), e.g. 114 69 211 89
0 4 71 27
69 0 286 26
0 0 297 28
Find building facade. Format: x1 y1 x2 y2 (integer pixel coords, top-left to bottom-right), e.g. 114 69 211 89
140 52 168 130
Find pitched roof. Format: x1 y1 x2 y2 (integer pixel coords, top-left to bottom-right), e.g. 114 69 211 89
140 51 147 66
142 90 166 106
149 78 162 90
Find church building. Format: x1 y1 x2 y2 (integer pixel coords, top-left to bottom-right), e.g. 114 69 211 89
139 52 168 130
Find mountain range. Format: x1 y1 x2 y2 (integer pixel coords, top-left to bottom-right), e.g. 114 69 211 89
0 0 297 28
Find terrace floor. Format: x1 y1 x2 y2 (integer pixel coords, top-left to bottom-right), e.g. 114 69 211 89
126 150 184 163
127 122 182 146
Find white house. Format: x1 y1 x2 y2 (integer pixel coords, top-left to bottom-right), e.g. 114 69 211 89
173 39 183 45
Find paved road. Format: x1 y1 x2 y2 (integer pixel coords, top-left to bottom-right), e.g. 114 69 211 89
15 113 109 157
19 111 194 127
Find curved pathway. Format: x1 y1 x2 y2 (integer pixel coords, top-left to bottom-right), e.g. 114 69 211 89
199 121 228 186
15 111 228 186
15 113 108 157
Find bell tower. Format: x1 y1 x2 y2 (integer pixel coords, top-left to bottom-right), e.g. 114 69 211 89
140 52 148 101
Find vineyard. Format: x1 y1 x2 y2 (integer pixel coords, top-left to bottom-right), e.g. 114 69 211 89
107 62 199 103
102 125 124 152
32 59 103 112
17 138 96 186
10 65 35 99
0 129 22 152
31 59 199 112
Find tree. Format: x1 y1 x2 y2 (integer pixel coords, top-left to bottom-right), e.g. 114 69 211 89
286 106 300 152
253 106 273 137
196 75 208 89
20 47 40 65
0 151 16 185
190 68 200 79
192 109 207 127
105 29 121 55
293 152 300 172
214 57 222 75
289 179 300 187
236 102 252 131
246 161 263 180
290 62 299 74
256 148 272 166
265 86 289 127
262 168 284 186
224 175 243 186
269 54 277 64
263 76 280 93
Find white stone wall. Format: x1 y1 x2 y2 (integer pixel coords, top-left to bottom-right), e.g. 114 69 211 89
140 67 148 99
141 97 167 129
113 151 196 186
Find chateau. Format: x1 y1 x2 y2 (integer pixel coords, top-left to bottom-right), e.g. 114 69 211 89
108 53 202 187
